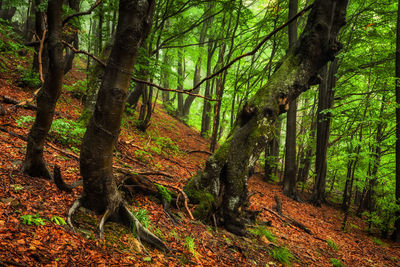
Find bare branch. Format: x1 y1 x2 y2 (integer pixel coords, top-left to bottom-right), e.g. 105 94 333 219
62 0 101 26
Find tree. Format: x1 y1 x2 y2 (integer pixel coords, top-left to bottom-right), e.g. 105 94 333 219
310 59 337 206
283 0 299 200
22 0 64 179
69 0 166 250
184 0 349 235
393 0 400 243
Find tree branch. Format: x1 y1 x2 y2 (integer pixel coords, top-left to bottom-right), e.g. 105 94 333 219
62 0 101 26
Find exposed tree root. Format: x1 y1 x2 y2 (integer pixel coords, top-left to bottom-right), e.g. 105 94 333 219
67 198 81 230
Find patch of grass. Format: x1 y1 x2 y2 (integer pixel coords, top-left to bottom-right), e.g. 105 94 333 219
184 235 196 258
20 213 46 226
371 236 385 246
132 208 151 229
269 246 294 265
330 258 345 267
249 226 276 242
327 239 339 251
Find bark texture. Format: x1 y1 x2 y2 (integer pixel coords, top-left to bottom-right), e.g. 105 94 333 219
310 59 337 206
184 0 349 235
22 0 64 179
80 0 154 214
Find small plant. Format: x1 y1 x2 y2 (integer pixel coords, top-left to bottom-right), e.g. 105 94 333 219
330 258 345 267
249 226 276 242
269 246 294 265
184 235 196 258
134 149 152 163
16 115 35 127
19 69 41 88
371 236 384 246
327 239 339 251
50 215 67 226
50 118 86 145
132 208 151 229
20 213 46 226
10 184 24 191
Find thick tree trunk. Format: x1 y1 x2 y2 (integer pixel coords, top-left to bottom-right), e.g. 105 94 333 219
22 0 64 179
310 59 337 206
80 0 154 212
283 0 299 201
184 0 349 235
393 0 400 243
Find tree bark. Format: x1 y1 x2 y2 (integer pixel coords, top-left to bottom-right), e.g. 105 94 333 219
283 0 299 201
63 0 80 74
80 0 154 213
310 59 337 206
22 0 64 179
184 0 349 235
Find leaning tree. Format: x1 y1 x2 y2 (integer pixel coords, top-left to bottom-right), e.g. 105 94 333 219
184 0 350 235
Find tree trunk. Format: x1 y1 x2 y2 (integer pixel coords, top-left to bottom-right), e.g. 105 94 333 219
393 0 400 243
177 49 184 118
184 0 349 235
200 39 217 137
63 0 80 74
32 0 48 75
22 0 64 179
311 59 337 206
283 0 299 201
78 1 164 245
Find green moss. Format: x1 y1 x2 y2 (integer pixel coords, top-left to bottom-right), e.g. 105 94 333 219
193 193 214 220
155 184 172 204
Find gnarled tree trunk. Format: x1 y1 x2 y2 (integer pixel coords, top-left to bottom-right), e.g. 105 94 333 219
22 0 64 179
184 0 349 235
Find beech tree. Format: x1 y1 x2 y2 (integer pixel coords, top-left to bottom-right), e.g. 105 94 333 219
22 0 64 179
67 0 166 250
184 0 349 235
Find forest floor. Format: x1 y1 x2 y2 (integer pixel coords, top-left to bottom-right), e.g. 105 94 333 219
0 33 400 267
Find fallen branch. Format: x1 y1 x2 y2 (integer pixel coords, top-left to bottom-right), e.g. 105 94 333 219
264 207 311 235
38 29 47 84
185 150 212 156
2 96 37 111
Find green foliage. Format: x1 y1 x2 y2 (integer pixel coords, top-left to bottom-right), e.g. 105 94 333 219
134 149 152 163
64 80 88 99
132 208 151 229
50 215 67 226
50 118 86 145
249 226 276 242
184 235 196 258
16 115 35 127
327 239 339 251
155 184 172 204
19 68 41 88
269 246 294 265
16 116 85 146
330 258 345 267
371 237 385 246
20 213 46 226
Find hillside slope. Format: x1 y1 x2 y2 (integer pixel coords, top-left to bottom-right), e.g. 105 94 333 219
0 32 399 267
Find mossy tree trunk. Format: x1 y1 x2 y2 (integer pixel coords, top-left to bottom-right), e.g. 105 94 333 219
184 0 349 235
22 0 64 179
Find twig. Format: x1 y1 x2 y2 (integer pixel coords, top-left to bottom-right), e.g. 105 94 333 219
62 0 102 25
14 88 40 107
38 29 47 84
2 96 37 111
